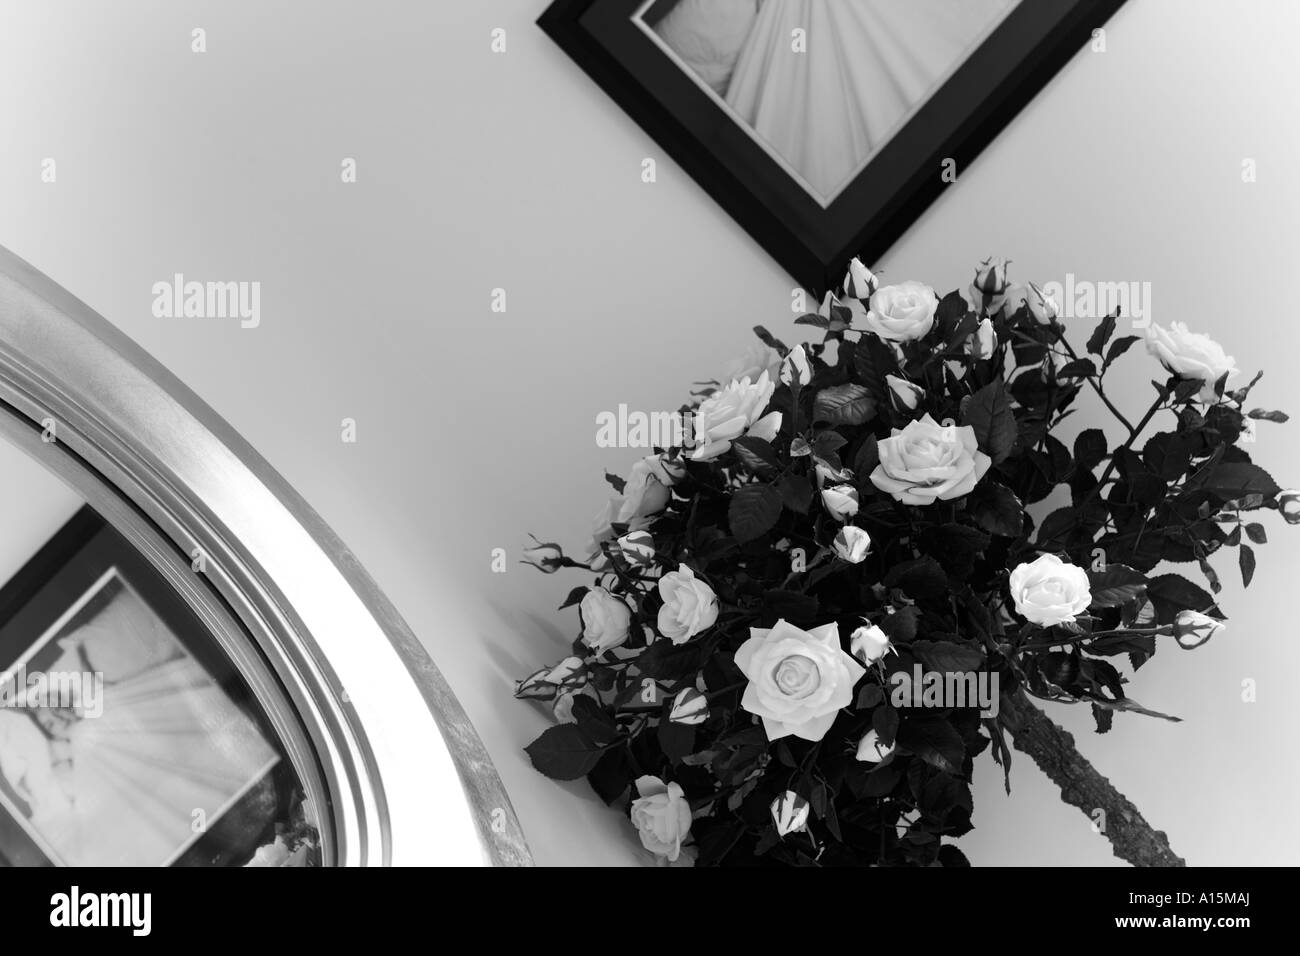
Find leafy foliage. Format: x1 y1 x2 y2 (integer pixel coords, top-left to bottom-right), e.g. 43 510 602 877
516 260 1293 867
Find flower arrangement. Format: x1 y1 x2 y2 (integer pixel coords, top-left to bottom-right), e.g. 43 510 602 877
516 256 1295 867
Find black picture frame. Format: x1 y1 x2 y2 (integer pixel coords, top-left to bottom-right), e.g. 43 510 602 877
539 0 1127 293
0 506 296 867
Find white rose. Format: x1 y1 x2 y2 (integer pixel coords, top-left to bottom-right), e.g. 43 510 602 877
724 341 783 385
580 587 632 652
1009 554 1091 626
864 281 939 342
833 525 871 563
966 317 996 360
855 729 896 763
629 775 692 862
617 455 684 524
1172 610 1224 649
841 257 878 300
1146 322 1239 402
869 414 991 505
885 373 924 411
657 564 719 644
735 619 866 741
849 624 890 664
821 483 859 521
691 372 783 461
780 344 811 387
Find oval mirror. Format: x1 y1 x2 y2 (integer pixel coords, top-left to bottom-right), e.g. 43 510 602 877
0 246 530 866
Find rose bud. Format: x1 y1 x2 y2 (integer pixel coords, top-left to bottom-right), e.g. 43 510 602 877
833 525 871 563
966 317 997 360
814 461 854 487
521 537 565 573
617 530 656 567
971 256 1010 296
821 483 860 521
1024 281 1059 324
850 624 891 665
885 373 924 411
668 687 710 726
818 289 865 328
545 655 588 690
1173 610 1225 649
770 791 811 837
842 256 878 300
514 667 560 701
780 343 812 388
1277 489 1300 524
855 729 896 763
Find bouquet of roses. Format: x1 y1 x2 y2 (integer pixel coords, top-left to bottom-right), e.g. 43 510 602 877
515 257 1296 867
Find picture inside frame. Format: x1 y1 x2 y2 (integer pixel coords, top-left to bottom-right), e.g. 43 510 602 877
0 552 281 867
634 0 1022 207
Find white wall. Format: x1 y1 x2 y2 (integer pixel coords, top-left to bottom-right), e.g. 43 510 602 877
2 0 1297 865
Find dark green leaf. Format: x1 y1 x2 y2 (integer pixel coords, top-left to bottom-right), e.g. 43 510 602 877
1145 574 1221 624
637 639 705 681
1104 335 1140 369
728 483 783 543
777 473 814 514
872 704 900 746
1087 564 1148 607
524 724 607 781
1245 522 1267 544
897 719 966 774
1199 462 1281 499
853 332 898 401
732 436 781 477
1057 358 1097 379
913 641 985 674
853 437 880 477
1240 542 1256 588
657 719 696 763
962 381 1017 464
879 606 919 644
967 482 1025 537
1086 313 1118 356
813 383 875 426
1073 428 1107 473
884 556 949 602
558 586 589 611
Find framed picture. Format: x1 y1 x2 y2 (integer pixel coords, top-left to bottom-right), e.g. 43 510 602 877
0 507 295 867
540 0 1127 292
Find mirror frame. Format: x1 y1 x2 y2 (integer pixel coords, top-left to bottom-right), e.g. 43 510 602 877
0 246 530 867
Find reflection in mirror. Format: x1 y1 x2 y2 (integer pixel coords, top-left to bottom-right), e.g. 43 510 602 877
0 441 322 867
638 0 1021 204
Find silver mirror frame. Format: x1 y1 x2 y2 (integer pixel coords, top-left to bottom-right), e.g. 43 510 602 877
0 247 531 867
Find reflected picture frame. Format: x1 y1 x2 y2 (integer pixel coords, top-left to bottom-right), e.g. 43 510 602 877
0 507 294 867
539 0 1127 292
